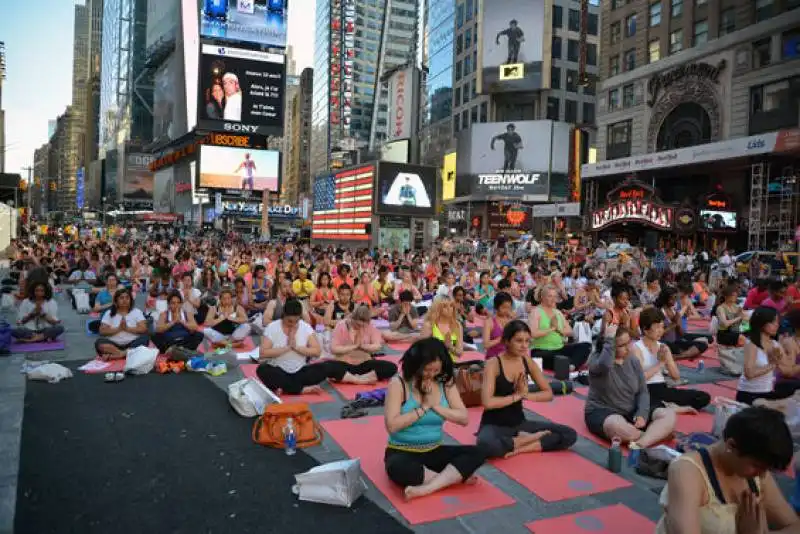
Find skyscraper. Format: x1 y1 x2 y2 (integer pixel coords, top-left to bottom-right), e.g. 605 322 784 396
311 0 421 175
0 41 6 174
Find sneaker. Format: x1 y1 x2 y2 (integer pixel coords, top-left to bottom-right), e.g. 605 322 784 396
208 362 227 376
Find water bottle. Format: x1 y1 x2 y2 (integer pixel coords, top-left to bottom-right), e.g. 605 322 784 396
608 437 622 473
697 359 705 372
284 417 297 456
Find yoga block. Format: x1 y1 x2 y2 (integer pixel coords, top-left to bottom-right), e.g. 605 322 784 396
553 355 571 381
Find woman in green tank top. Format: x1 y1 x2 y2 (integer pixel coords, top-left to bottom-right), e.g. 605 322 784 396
530 286 592 371
420 296 464 361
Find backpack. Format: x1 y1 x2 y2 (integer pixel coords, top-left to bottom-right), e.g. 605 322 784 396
0 319 12 352
252 402 323 449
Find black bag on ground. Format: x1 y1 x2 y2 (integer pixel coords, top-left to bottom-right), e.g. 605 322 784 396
553 355 571 380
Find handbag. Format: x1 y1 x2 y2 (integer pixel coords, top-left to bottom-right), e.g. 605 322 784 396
252 402 324 449
228 378 280 417
455 361 484 408
717 346 744 376
712 397 748 437
292 458 366 507
124 345 159 375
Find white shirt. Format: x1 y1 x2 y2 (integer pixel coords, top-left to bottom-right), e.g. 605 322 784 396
181 287 202 314
263 319 315 374
635 339 665 385
224 92 242 121
738 340 778 394
17 299 59 331
101 308 146 345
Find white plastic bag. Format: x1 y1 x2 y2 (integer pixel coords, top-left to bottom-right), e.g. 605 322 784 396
249 313 264 336
1 293 14 310
73 289 91 314
124 345 159 375
712 397 748 437
292 458 366 507
227 377 280 417
26 362 73 383
573 321 593 344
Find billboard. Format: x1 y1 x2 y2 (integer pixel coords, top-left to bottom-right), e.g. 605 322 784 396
312 165 375 241
153 167 175 213
198 145 280 192
76 168 85 210
376 162 437 217
479 0 549 93
123 153 155 209
387 67 415 141
328 0 355 138
456 120 570 201
153 54 187 144
197 44 286 136
200 0 289 48
442 151 456 201
381 139 410 163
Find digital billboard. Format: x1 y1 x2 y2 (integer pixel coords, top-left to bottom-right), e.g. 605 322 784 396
479 0 549 93
312 165 375 241
328 0 354 137
700 210 737 231
376 162 437 217
442 152 456 201
123 153 155 209
200 0 289 48
456 120 570 201
197 44 285 136
153 55 187 144
198 145 280 192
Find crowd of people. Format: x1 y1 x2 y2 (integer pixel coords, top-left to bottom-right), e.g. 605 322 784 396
3 233 800 531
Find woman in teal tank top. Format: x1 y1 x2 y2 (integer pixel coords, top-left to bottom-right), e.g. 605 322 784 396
384 338 487 500
530 286 592 371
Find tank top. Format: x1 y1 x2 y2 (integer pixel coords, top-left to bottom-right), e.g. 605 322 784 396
634 339 665 385
485 317 506 359
387 381 448 452
432 323 459 361
717 305 739 332
479 356 530 428
531 306 565 351
737 340 777 394
332 301 355 320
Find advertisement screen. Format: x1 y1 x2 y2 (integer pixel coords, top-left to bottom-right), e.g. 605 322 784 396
312 165 375 241
199 145 280 192
442 152 456 201
457 121 569 200
200 0 289 48
153 167 175 213
197 44 285 136
480 0 547 93
700 210 737 231
153 54 187 144
380 139 410 163
123 153 155 209
376 162 437 217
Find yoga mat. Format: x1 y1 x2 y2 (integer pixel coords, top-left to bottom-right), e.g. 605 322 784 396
445 409 631 502
717 379 739 390
372 319 390 329
681 382 735 400
523 396 614 451
525 504 655 534
678 357 720 370
457 351 487 362
240 364 334 404
89 312 100 318
10 339 65 353
198 336 256 354
322 416 515 525
387 342 411 353
78 359 126 374
672 410 713 435
328 356 402 400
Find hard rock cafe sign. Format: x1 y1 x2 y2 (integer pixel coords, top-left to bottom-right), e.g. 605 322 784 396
647 59 726 107
591 178 674 231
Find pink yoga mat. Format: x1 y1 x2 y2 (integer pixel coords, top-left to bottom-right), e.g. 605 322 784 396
240 364 334 404
10 339 65 353
327 356 401 400
198 336 256 354
525 504 655 534
716 379 739 390
322 416 515 525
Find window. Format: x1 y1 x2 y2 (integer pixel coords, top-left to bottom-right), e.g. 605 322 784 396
465 0 473 21
566 69 578 92
649 2 661 26
670 30 683 54
610 22 621 45
551 66 561 89
624 49 636 71
453 114 460 133
552 36 562 59
609 55 620 76
565 100 578 123
648 40 661 63
463 81 470 104
456 3 464 28
756 0 774 22
471 106 478 124
626 14 637 38
693 20 708 46
751 80 791 113
583 102 595 124
479 102 488 123
456 34 463 54
588 13 599 36
720 8 735 36
671 0 682 17
782 28 800 60
568 9 580 32
583 79 596 96
546 97 560 121
753 38 771 68
623 84 635 107
568 39 580 62
608 120 632 155
608 88 621 111
471 80 477 99
454 87 461 107
455 60 462 80
464 55 471 75
552 5 563 28
587 43 597 66
465 28 472 49
462 109 469 129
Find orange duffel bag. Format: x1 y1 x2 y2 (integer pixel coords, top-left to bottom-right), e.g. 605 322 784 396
252 402 324 449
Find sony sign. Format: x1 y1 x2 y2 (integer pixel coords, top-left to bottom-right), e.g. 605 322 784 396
223 123 261 133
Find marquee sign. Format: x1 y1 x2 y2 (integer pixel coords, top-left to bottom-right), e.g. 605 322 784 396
591 200 674 231
647 59 727 106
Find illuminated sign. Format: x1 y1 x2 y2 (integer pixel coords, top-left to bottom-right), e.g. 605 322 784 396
591 200 674 231
341 0 355 137
618 188 646 200
207 134 265 148
329 0 342 129
706 199 728 209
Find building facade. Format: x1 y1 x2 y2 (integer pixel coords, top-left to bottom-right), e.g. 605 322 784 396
298 68 314 198
0 41 6 174
310 0 421 174
585 0 800 252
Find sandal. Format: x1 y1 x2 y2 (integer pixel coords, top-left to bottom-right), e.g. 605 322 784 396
340 404 368 419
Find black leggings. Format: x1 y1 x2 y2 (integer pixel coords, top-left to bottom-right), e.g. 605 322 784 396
665 334 710 356
532 342 592 370
151 331 204 353
256 359 397 395
476 419 577 458
736 382 800 405
384 445 486 487
717 330 740 346
648 382 711 411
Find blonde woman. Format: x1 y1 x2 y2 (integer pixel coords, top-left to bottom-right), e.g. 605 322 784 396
420 295 464 362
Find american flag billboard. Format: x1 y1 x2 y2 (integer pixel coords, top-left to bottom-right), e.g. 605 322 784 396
311 165 374 241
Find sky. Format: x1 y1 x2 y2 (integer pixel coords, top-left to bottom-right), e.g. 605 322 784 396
0 0 315 178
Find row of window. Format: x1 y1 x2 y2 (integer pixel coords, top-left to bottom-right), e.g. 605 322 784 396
610 5 731 48
552 37 597 66
552 6 599 36
453 101 489 133
546 97 595 125
454 49 478 81
453 79 478 108
551 67 595 95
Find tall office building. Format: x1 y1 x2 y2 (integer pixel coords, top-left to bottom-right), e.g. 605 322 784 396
281 75 302 203
0 42 6 174
282 68 315 204
311 0 421 175
85 0 104 169
298 68 314 197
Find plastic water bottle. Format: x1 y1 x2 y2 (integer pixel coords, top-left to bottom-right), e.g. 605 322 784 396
697 359 705 372
608 437 622 473
284 417 297 456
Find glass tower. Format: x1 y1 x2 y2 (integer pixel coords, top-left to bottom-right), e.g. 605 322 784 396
420 0 454 165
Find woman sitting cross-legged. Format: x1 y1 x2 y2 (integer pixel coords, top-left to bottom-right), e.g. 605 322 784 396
384 338 487 500
584 326 676 449
203 287 252 348
151 290 204 354
478 320 577 458
330 305 398 384
530 286 592 371
95 288 150 360
634 307 711 411
13 281 65 343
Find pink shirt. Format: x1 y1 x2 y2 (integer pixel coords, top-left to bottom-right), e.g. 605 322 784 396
761 297 788 314
332 321 383 347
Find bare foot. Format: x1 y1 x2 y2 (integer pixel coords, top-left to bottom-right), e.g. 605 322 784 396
525 430 552 441
355 374 378 385
301 385 325 395
464 476 478 485
404 485 432 501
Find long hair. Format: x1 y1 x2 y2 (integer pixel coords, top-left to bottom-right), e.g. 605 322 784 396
400 338 455 393
425 295 460 335
109 287 133 317
26 280 53 302
748 306 778 349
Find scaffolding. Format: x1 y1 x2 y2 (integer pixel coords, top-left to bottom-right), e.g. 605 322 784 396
748 162 766 251
749 161 799 252
777 165 796 248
